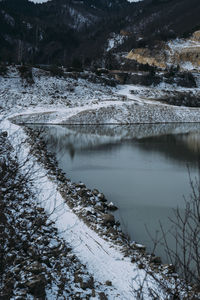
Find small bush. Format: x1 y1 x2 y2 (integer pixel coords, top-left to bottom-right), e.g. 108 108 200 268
49 65 64 77
0 64 8 76
18 65 34 84
71 58 83 72
165 69 197 88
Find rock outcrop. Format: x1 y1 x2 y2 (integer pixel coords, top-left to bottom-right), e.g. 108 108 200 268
192 30 200 42
126 47 167 69
126 31 200 72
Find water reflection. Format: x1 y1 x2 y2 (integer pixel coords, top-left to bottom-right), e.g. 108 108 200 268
30 123 200 261
35 123 200 165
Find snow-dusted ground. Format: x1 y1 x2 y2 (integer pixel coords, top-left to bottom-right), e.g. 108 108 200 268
166 37 200 71
0 67 200 299
1 68 199 125
29 0 50 3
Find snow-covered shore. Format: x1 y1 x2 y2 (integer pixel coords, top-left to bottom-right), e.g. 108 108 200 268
1 67 200 299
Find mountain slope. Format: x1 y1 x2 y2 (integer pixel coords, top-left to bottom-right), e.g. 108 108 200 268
0 0 200 65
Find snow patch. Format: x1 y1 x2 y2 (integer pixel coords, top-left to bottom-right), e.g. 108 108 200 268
29 0 50 3
107 33 127 52
127 0 143 2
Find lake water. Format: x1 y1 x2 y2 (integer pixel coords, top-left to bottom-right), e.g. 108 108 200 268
33 123 200 261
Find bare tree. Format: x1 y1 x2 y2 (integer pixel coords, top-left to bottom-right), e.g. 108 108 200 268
134 160 200 299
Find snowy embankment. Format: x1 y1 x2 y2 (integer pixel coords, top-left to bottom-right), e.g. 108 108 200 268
10 85 200 124
0 119 170 299
1 130 111 299
0 67 200 298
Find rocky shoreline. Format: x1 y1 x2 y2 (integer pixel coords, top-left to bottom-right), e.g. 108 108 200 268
0 131 120 299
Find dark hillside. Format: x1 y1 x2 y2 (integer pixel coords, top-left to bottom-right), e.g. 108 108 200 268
0 0 199 65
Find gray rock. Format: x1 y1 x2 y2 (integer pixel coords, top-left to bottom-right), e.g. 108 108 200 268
131 242 146 252
99 292 108 300
74 273 82 284
107 202 118 211
97 193 106 202
2 131 8 137
101 214 115 226
80 276 94 290
25 275 46 298
105 280 112 286
93 189 99 196
95 203 105 212
26 262 44 275
106 227 116 235
150 256 162 264
34 217 45 227
75 182 86 188
77 188 88 197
